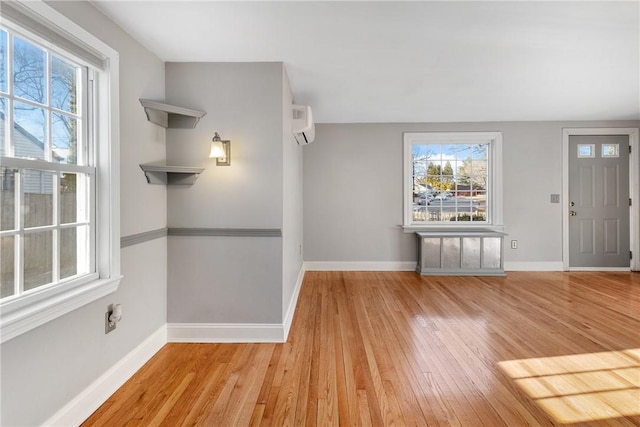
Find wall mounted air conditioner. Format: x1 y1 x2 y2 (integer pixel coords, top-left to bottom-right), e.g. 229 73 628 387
292 104 315 145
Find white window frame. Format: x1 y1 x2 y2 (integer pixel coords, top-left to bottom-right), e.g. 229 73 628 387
0 1 121 343
403 131 503 231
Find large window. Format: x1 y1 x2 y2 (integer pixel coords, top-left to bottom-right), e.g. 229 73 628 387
1 28 92 300
0 2 120 343
404 132 502 227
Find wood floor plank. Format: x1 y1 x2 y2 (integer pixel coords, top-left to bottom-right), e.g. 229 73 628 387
146 371 195 427
82 271 640 427
226 344 275 426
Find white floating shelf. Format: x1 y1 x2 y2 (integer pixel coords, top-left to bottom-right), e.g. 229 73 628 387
140 164 205 185
139 99 206 129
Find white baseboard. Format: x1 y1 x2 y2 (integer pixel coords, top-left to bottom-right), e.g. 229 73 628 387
304 261 416 271
43 325 167 427
504 261 564 271
283 264 306 341
306 261 570 273
568 267 631 272
168 265 307 344
167 323 285 343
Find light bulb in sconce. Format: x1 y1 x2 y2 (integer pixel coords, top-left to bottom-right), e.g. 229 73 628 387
108 304 122 327
209 132 231 166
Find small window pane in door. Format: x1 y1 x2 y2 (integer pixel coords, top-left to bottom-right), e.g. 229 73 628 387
578 144 595 158
602 144 619 158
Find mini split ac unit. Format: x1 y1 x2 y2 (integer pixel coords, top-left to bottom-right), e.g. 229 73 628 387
292 104 315 145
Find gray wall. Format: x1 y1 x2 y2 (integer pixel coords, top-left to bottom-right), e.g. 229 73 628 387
1 2 167 425
165 63 284 229
303 121 640 266
165 62 302 325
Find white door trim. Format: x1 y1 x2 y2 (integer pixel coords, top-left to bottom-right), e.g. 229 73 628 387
562 128 639 271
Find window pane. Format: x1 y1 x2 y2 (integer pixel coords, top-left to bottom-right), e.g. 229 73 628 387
441 161 455 190
472 191 487 221
1 236 15 298
52 56 78 114
412 143 428 193
470 175 487 191
0 30 6 92
441 144 457 158
60 172 76 223
602 144 619 158
60 227 76 280
13 36 46 104
23 170 54 228
24 230 53 291
0 97 6 156
414 175 427 197
427 174 443 192
427 209 442 222
413 144 428 161
1 167 16 231
456 177 472 195
13 101 46 160
427 144 442 160
578 144 595 158
413 206 426 222
471 160 487 179
52 112 78 164
472 144 488 159
60 225 89 280
457 145 472 160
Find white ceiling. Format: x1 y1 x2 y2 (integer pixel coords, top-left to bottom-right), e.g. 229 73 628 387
91 1 640 124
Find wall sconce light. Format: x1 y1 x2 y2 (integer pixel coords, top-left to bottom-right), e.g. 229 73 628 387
209 132 231 166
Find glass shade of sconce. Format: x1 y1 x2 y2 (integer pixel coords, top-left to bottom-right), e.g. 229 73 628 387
209 132 231 166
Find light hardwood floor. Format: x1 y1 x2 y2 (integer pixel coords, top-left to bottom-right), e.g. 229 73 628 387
83 271 640 426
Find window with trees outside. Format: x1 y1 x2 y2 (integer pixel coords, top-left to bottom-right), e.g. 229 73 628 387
403 132 503 227
1 26 92 300
0 2 120 343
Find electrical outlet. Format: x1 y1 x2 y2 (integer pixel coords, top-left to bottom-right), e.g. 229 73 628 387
105 304 116 334
511 240 518 249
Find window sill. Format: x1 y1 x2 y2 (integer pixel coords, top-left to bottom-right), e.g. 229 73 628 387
0 275 122 343
401 224 505 234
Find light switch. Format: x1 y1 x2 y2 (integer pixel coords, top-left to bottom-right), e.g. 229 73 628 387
550 194 560 203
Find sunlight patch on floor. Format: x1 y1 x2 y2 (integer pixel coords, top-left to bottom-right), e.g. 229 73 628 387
498 349 640 424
